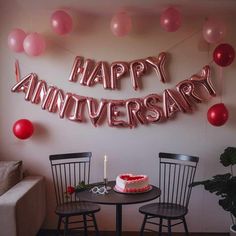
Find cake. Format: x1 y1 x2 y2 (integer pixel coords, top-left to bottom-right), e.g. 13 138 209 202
115 174 150 193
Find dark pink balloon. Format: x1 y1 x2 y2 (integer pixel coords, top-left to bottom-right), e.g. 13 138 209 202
213 43 235 67
23 32 46 56
207 103 229 126
160 7 182 32
8 28 26 52
51 10 73 35
110 12 132 37
13 119 34 140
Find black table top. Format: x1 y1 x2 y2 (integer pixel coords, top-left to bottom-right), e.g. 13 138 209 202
77 181 161 205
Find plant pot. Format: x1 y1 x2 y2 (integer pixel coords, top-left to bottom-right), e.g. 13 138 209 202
230 224 236 236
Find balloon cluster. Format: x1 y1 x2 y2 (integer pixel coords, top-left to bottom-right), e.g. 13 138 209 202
207 43 234 127
201 19 235 126
8 29 46 56
110 7 183 36
7 10 73 56
8 8 235 129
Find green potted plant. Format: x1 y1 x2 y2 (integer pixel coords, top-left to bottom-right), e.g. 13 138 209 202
191 147 236 233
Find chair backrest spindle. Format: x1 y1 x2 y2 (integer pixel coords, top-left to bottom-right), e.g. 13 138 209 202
49 152 92 206
158 152 199 208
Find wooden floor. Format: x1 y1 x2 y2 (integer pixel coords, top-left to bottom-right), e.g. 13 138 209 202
37 230 229 236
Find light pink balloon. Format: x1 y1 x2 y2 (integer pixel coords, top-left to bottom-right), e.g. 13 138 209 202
110 12 132 37
23 33 46 56
202 19 226 44
160 7 182 32
51 10 73 35
8 28 26 52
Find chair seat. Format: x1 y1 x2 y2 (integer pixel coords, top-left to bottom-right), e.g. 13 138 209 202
55 201 101 216
139 203 188 219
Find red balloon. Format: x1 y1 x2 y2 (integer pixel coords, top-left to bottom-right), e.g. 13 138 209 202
207 103 228 126
13 119 34 139
213 43 235 67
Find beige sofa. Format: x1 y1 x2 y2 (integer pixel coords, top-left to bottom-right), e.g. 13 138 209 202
0 161 46 236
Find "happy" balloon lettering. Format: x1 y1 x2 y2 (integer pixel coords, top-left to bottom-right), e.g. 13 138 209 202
68 52 168 90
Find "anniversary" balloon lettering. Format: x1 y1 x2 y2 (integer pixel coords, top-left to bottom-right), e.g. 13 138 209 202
12 65 216 128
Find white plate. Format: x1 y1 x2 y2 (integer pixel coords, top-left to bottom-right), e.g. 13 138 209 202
113 185 152 194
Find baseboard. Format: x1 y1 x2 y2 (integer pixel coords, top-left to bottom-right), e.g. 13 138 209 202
38 229 229 236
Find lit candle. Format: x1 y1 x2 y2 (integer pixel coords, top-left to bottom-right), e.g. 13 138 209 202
104 155 107 179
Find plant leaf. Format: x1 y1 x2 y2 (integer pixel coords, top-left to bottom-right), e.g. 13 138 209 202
220 147 236 167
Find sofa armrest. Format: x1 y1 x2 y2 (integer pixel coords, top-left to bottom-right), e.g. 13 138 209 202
0 176 46 236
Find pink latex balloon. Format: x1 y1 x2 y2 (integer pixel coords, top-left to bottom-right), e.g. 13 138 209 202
202 19 226 44
160 7 182 32
110 12 132 37
51 10 73 35
23 33 46 56
8 28 26 52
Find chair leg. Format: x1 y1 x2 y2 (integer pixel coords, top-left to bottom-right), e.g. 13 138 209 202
64 216 69 236
140 214 147 236
57 216 62 235
159 218 163 236
167 219 171 236
91 213 99 236
183 217 189 236
83 214 88 236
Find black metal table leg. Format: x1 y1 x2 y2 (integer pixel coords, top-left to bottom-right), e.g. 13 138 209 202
116 204 122 236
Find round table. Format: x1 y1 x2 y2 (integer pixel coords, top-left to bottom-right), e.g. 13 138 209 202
77 181 161 236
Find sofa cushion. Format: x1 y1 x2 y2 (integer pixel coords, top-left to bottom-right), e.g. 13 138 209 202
0 161 23 196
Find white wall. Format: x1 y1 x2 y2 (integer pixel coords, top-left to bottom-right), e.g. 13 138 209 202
1 0 236 232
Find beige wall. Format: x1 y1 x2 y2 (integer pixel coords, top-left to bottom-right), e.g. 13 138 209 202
1 0 236 232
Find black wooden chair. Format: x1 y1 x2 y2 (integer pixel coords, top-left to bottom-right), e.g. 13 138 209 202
49 152 100 236
139 152 199 236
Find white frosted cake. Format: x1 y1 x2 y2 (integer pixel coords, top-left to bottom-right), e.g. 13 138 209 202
115 174 150 193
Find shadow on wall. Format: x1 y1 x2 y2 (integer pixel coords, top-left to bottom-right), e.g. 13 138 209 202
228 104 236 128
33 122 51 142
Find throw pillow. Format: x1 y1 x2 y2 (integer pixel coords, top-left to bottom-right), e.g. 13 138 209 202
0 160 23 196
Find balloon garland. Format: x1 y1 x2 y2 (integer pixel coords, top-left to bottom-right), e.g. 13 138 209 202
7 6 236 130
